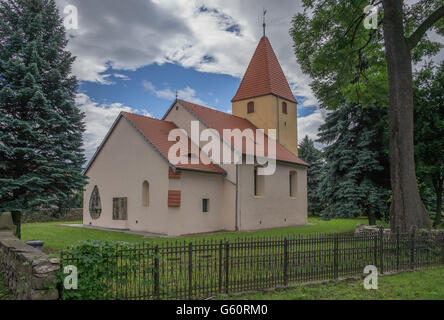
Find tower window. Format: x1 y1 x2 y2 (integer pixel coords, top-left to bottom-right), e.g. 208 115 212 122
202 199 209 212
290 171 297 197
282 102 287 114
247 101 254 114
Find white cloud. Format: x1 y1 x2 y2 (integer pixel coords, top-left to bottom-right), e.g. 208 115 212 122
142 80 206 105
56 0 317 105
298 108 329 147
75 93 152 162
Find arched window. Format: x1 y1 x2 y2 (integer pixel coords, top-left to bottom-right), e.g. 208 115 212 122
89 185 102 219
142 180 149 207
247 101 254 114
254 166 265 196
290 171 297 197
282 102 287 114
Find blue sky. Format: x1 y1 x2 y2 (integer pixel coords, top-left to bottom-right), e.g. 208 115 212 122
79 63 318 120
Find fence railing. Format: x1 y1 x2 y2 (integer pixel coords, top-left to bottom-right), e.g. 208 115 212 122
60 230 444 300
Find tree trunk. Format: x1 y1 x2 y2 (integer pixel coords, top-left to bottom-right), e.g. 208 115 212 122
432 175 443 227
382 0 431 232
11 211 21 239
367 206 376 226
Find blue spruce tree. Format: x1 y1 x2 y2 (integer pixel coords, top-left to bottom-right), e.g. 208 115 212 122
317 103 390 225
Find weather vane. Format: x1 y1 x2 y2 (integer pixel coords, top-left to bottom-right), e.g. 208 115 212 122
263 8 267 37
175 90 178 100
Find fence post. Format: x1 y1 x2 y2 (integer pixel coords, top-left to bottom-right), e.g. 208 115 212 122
396 226 400 271
153 245 159 298
373 232 378 267
379 227 384 274
218 240 223 293
188 242 193 298
283 238 288 286
225 241 229 294
334 235 339 279
410 227 416 270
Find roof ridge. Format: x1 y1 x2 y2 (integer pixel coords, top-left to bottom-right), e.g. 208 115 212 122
121 111 172 123
178 99 247 121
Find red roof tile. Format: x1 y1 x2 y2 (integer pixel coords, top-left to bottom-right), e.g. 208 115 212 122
232 36 296 103
122 112 226 174
177 100 308 166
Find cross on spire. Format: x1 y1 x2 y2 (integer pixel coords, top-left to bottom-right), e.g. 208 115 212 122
262 8 267 37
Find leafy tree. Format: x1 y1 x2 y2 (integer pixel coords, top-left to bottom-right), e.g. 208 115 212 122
413 62 444 227
298 135 324 215
317 103 390 225
291 0 444 231
0 0 86 238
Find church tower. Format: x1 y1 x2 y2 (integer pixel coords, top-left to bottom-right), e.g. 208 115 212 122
231 35 299 156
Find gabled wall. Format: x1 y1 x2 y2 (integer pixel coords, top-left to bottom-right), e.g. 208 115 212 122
83 116 170 233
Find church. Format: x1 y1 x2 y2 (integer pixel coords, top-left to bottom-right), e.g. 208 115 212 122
83 34 308 236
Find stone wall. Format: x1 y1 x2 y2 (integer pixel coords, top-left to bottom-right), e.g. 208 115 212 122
21 208 83 223
0 230 59 300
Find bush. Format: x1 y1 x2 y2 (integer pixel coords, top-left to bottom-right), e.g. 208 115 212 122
59 241 157 300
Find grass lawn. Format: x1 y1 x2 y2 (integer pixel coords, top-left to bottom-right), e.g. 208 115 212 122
219 266 444 300
21 217 373 253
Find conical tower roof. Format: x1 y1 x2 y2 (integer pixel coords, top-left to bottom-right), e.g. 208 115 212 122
232 36 296 103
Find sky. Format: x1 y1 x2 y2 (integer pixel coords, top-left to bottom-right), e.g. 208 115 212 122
54 0 441 162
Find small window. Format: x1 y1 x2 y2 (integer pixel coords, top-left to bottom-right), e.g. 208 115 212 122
254 166 265 196
290 171 297 197
247 101 254 114
113 197 128 220
282 102 287 114
202 199 209 212
142 181 149 207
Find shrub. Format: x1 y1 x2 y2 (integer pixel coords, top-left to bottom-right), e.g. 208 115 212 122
59 241 156 300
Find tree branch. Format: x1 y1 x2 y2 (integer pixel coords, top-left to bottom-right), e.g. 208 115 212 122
406 5 444 50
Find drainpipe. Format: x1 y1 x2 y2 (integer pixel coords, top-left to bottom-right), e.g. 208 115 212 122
276 95 280 142
235 163 239 231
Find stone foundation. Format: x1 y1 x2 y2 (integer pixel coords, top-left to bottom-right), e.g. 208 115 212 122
0 230 60 300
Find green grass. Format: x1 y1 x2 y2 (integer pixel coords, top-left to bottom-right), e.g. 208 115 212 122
21 217 373 253
219 266 444 300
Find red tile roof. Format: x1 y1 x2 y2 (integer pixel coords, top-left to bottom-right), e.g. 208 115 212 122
232 36 296 103
122 112 226 174
177 100 308 166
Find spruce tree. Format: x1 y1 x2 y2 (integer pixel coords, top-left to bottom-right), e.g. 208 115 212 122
317 103 390 225
298 135 324 215
0 0 86 238
413 62 444 227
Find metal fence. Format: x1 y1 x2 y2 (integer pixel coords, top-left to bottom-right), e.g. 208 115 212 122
60 230 444 300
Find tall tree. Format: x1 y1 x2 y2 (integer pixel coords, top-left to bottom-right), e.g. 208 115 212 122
298 135 324 215
317 103 390 225
291 0 444 231
0 0 86 238
413 62 444 227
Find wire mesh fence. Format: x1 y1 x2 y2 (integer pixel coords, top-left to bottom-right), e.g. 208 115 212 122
60 230 444 300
